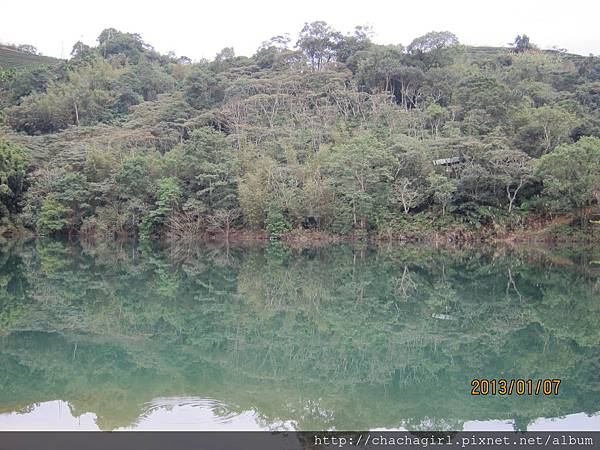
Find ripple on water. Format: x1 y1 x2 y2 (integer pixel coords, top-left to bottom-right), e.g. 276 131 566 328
130 397 263 430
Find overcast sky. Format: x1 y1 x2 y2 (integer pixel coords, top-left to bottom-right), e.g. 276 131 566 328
1 0 599 60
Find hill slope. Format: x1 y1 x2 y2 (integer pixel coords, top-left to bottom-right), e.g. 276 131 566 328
0 45 61 69
1 26 599 240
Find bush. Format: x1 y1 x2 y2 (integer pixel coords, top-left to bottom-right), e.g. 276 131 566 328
36 196 69 235
5 93 72 134
0 140 28 221
265 209 291 239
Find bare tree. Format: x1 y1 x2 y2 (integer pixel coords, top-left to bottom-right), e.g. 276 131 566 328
167 212 204 242
490 150 534 214
394 266 418 300
207 208 241 241
394 177 421 213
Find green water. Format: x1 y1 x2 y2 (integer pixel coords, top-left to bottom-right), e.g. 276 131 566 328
0 240 599 431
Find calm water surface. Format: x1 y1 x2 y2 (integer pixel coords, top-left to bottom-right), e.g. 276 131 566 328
0 240 599 431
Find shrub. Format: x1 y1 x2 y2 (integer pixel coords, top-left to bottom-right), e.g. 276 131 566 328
36 196 69 235
265 209 291 239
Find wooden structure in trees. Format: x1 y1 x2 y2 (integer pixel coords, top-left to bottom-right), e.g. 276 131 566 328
432 156 463 177
432 156 462 166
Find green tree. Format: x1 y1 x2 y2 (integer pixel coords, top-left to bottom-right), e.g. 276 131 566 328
536 137 600 219
4 89 73 134
424 103 447 137
516 106 578 156
335 25 372 64
455 72 514 134
0 140 28 223
408 31 459 54
324 133 395 230
50 172 91 235
407 31 460 69
511 35 535 53
296 21 342 71
36 196 69 235
164 128 238 213
4 66 54 104
428 174 457 216
354 45 405 95
140 177 182 238
121 56 175 101
97 28 150 62
489 149 534 213
265 208 291 239
183 66 224 109
115 157 154 234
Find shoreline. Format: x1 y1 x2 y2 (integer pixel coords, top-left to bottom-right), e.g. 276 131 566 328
1 209 598 247
2 221 597 248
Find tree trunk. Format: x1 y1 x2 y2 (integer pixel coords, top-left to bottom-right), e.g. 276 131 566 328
74 101 80 126
507 180 524 214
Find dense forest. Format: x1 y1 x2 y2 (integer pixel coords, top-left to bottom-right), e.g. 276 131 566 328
1 24 599 241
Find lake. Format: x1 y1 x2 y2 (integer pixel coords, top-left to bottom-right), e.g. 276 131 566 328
0 240 599 431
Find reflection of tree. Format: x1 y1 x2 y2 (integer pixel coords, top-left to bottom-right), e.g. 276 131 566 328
392 266 418 301
0 245 29 331
0 242 598 430
506 268 523 303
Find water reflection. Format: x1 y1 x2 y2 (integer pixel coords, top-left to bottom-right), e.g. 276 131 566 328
1 400 598 431
0 240 599 431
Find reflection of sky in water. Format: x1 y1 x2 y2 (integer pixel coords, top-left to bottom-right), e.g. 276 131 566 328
0 399 597 431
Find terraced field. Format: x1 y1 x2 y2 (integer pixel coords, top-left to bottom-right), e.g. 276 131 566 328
0 45 61 69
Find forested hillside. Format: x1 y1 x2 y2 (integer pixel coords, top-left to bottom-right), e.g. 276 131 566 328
1 24 599 240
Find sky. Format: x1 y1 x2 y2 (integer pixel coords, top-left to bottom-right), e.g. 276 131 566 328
1 0 599 60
